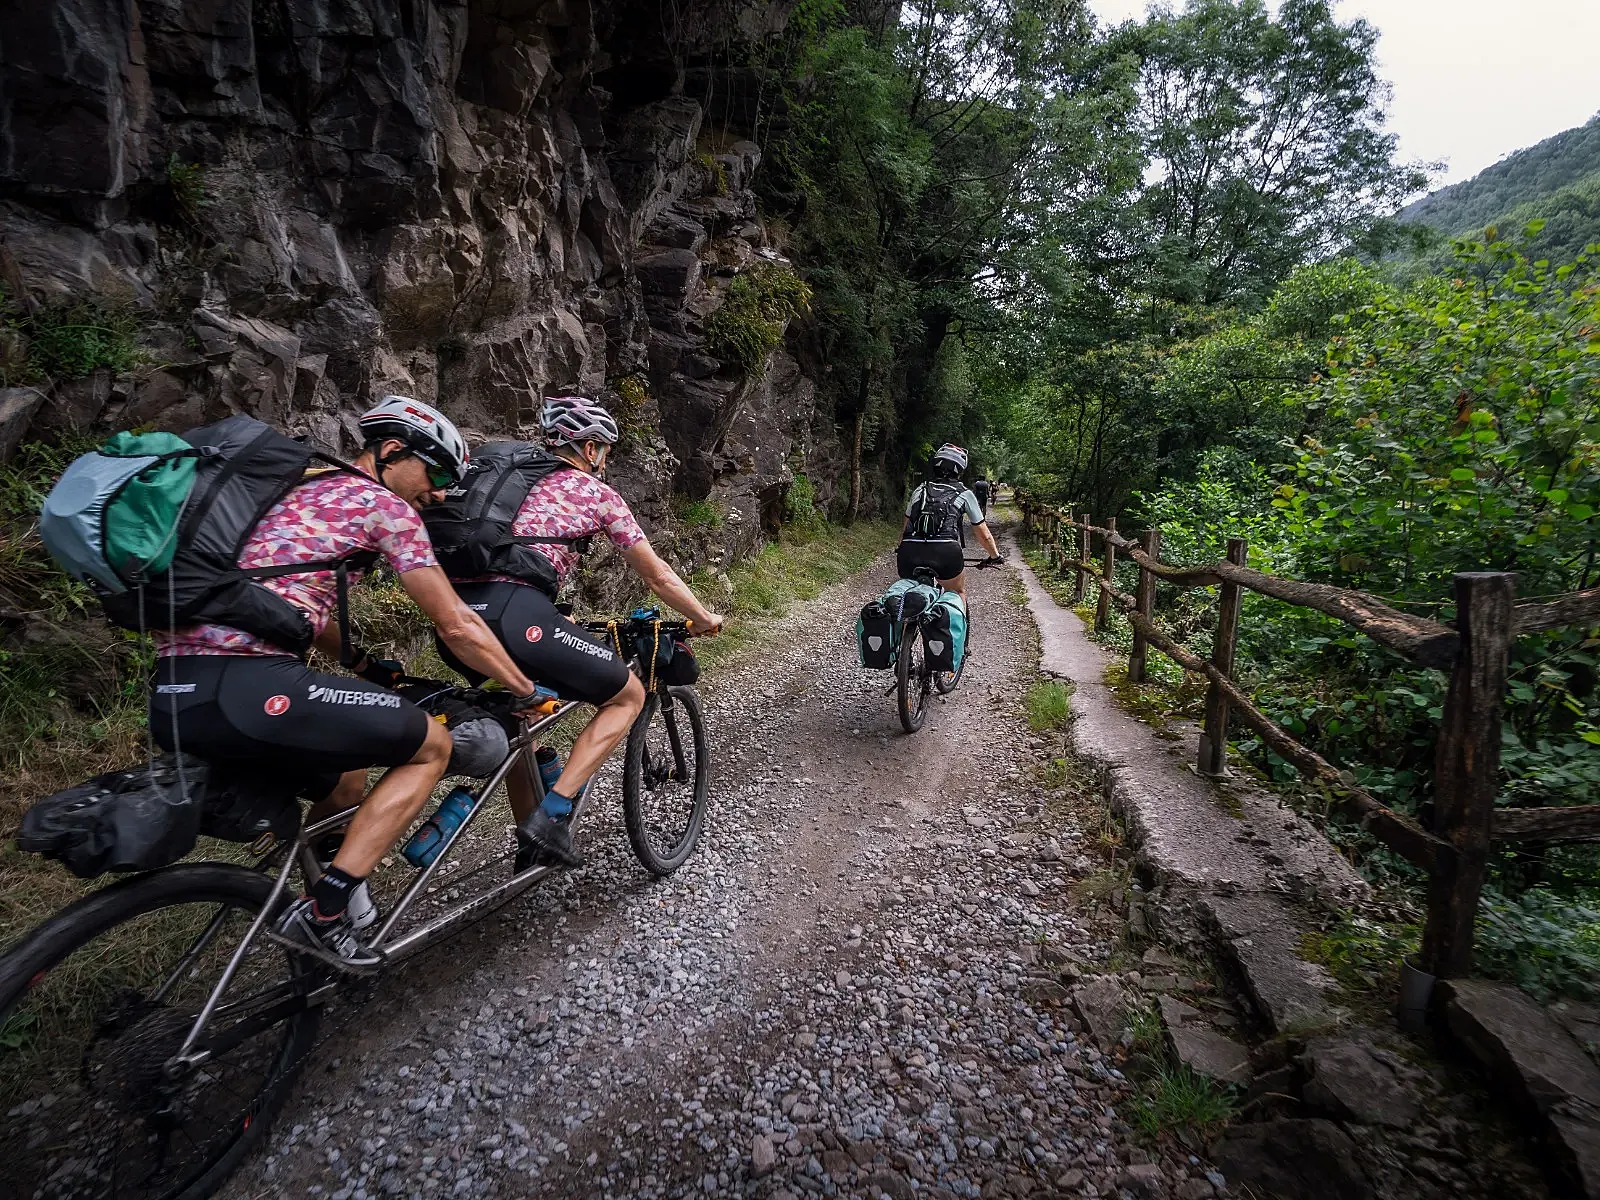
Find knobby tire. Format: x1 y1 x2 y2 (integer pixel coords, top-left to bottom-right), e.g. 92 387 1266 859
0 863 320 1200
622 686 711 875
897 621 929 733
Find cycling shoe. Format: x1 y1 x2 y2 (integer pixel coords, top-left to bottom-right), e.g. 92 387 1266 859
515 808 583 869
272 897 383 973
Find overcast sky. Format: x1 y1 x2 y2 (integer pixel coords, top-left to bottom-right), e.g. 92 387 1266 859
1088 0 1600 193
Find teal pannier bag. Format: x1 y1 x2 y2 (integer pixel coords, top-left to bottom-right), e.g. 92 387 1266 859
922 590 967 673
39 430 200 593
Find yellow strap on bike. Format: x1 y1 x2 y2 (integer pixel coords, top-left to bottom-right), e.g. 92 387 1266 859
649 619 660 692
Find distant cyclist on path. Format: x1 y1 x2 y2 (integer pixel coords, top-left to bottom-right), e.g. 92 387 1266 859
437 393 725 870
149 397 548 968
896 443 1002 600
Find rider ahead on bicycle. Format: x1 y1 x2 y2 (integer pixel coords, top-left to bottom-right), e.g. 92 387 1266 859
149 397 546 968
896 443 1002 598
436 393 725 869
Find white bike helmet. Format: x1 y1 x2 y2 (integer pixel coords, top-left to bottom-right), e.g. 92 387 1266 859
540 394 620 446
358 396 469 484
931 443 969 477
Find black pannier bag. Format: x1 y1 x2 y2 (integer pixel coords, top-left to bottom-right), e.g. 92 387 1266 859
20 755 208 878
396 680 514 778
857 600 895 669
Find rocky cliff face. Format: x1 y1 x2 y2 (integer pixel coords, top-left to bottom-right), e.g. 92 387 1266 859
0 0 855 591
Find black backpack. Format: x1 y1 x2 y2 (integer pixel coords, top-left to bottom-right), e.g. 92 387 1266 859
424 441 588 598
96 415 370 658
907 481 967 543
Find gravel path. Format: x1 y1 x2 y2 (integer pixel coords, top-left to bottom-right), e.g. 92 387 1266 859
228 538 1197 1200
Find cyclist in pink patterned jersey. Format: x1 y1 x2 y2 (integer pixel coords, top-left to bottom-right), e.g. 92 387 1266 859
438 394 725 869
149 397 548 969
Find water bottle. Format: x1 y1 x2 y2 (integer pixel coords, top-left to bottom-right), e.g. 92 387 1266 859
535 746 562 794
402 786 477 868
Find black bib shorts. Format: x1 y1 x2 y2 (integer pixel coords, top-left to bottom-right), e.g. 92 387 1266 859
896 539 965 583
441 581 632 707
148 656 431 798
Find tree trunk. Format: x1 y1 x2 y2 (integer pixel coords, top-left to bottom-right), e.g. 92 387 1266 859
848 406 866 523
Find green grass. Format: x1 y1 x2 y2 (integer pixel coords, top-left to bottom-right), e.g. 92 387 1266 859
1127 1063 1238 1140
688 519 900 672
676 498 724 530
1 300 141 386
1025 679 1072 730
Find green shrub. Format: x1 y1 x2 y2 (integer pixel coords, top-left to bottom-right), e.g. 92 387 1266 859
785 472 818 523
704 262 812 375
2 301 141 383
676 498 724 529
165 153 208 212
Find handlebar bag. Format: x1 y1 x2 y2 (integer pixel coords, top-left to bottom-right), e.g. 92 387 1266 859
921 591 968 674
633 630 700 686
19 754 207 878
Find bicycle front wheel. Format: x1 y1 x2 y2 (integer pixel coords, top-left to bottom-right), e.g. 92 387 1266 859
0 863 321 1200
897 621 930 733
623 686 711 875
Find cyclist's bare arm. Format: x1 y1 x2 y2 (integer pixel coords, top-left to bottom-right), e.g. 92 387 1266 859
972 521 1001 560
623 540 724 633
400 565 541 694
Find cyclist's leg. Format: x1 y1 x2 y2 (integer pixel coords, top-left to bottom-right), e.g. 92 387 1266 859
940 569 967 601
331 717 450 875
448 582 639 821
152 654 438 878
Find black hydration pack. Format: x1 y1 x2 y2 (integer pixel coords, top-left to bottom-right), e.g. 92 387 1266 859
89 415 369 657
424 441 589 598
906 481 967 543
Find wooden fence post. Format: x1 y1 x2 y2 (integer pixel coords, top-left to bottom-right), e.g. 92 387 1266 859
1129 528 1161 683
1197 537 1248 777
1094 517 1117 631
1073 514 1090 604
1420 572 1515 980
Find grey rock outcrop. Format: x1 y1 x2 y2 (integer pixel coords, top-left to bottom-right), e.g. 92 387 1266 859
0 0 853 557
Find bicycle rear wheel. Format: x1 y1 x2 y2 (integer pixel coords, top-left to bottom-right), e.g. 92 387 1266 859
896 621 931 733
623 686 711 875
0 863 320 1200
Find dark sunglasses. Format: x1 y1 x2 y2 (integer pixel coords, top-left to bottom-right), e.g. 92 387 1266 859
410 451 458 490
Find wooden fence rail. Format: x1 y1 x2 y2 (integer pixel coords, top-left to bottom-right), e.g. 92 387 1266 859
1016 495 1600 991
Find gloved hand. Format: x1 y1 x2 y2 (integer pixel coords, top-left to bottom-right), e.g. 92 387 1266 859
355 655 405 688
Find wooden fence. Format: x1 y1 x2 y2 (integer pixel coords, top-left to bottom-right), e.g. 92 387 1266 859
1017 497 1600 984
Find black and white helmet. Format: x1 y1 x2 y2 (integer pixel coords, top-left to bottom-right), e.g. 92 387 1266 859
931 443 969 477
540 394 620 447
358 396 469 483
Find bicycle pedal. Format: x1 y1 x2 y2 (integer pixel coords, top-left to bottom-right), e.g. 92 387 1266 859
264 928 386 976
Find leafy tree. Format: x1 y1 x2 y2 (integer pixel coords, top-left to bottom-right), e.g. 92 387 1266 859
1115 0 1428 306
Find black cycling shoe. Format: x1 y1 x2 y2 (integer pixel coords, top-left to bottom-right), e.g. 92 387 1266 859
271 897 382 972
515 808 584 869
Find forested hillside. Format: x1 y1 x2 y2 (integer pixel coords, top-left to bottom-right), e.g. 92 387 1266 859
1401 112 1600 238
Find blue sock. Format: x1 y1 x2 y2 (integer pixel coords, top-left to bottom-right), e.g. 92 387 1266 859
541 789 574 819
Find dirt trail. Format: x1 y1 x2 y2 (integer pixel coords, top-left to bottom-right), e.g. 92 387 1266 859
227 527 1179 1200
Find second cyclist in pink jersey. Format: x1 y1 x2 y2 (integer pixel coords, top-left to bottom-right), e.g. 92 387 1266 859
437 394 725 868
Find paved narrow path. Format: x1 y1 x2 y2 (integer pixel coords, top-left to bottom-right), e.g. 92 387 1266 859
1010 540 1366 1031
226 534 1211 1200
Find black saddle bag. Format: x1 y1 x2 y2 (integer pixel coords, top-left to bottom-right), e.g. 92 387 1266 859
20 755 209 878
